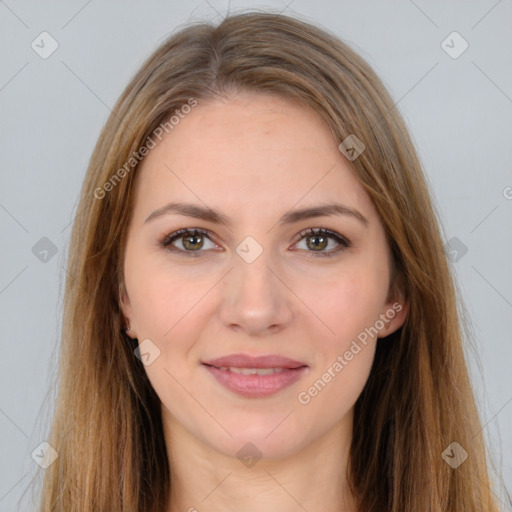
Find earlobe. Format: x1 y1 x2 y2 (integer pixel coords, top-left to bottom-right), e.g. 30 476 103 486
118 282 136 338
378 299 409 339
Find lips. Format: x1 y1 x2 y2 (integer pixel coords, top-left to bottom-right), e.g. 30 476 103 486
202 353 307 369
202 353 308 398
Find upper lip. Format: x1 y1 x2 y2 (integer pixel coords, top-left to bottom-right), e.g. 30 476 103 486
202 353 308 369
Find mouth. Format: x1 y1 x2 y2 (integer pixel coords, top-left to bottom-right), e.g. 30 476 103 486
210 366 288 375
202 354 309 398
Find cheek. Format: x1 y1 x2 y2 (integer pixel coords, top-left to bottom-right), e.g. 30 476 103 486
296 254 388 398
303 250 389 408
311 262 389 346
295 272 382 422
126 250 210 339
126 261 208 397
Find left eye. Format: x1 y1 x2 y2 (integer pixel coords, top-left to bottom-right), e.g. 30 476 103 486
159 227 351 257
293 228 351 257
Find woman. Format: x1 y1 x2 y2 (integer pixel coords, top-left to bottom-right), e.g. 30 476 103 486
36 11 501 512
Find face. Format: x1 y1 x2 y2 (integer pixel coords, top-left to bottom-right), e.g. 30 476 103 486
120 91 407 460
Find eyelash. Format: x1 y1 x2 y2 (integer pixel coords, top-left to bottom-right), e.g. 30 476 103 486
158 227 351 258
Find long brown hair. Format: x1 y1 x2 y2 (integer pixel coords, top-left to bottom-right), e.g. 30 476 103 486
33 11 501 511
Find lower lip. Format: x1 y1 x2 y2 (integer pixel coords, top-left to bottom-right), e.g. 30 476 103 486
203 364 308 398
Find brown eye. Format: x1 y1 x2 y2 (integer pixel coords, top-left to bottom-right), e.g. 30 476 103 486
181 232 204 251
294 228 351 257
305 232 329 251
159 228 217 255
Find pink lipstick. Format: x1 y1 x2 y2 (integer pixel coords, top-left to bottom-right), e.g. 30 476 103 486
202 353 308 398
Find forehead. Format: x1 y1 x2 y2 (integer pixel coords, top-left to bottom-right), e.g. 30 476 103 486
132 92 376 223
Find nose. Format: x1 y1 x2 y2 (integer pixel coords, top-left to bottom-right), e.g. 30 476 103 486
218 248 294 337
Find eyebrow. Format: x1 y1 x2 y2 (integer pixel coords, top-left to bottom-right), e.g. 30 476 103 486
144 201 369 228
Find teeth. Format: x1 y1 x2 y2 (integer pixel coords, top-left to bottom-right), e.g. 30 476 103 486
218 367 285 375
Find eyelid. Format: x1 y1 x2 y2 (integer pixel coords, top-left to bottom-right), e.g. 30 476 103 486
159 226 351 257
159 228 220 253
291 227 352 258
294 227 351 247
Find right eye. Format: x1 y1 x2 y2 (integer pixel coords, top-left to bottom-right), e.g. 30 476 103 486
159 228 219 256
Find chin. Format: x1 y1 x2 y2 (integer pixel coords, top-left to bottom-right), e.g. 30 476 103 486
202 415 310 462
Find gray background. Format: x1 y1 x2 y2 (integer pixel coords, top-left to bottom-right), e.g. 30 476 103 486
1 0 511 510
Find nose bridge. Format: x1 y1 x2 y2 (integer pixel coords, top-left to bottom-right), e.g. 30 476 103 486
218 235 292 334
232 235 277 301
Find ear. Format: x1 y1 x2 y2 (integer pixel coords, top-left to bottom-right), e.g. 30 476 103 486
377 291 409 339
119 281 137 339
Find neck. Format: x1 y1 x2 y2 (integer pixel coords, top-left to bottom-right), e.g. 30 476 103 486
163 408 358 512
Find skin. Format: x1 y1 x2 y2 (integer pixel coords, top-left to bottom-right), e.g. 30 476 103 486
120 91 408 512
